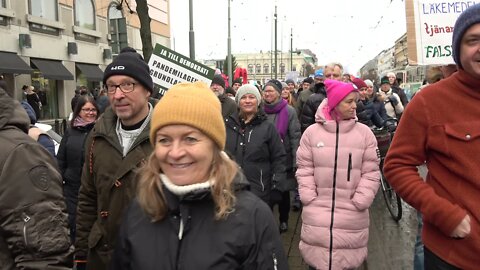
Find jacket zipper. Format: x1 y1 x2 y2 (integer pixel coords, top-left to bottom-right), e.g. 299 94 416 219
272 252 278 270
260 170 265 192
175 214 183 269
22 212 31 249
347 153 352 182
328 122 340 270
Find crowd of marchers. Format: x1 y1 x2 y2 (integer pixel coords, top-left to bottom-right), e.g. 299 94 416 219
1 4 480 270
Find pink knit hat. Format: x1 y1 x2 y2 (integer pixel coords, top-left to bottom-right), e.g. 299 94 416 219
325 79 358 114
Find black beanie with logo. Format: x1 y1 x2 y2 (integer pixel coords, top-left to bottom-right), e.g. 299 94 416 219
103 47 153 92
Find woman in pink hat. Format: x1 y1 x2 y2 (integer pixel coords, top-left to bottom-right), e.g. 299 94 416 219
296 79 380 270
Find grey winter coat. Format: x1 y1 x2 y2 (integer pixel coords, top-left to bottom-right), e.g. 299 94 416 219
264 101 301 191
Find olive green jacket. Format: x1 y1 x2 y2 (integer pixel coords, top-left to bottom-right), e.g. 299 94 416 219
0 89 73 269
75 105 153 270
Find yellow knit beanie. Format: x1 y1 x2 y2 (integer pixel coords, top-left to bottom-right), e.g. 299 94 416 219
150 81 226 150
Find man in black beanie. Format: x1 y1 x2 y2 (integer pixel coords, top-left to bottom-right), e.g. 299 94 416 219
75 47 155 270
383 4 480 269
210 74 236 117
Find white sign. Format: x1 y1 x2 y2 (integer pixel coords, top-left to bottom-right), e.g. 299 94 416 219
148 44 215 97
413 0 478 65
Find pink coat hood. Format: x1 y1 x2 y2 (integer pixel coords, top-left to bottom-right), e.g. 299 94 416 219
296 99 380 269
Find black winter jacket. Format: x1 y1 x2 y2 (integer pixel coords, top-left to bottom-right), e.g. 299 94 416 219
58 124 95 193
225 111 287 202
368 95 390 122
300 83 326 133
57 123 95 241
356 99 385 128
110 175 288 270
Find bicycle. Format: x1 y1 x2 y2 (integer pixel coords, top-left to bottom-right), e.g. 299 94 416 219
372 119 402 222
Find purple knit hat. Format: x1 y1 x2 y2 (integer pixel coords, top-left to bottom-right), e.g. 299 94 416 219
325 79 358 113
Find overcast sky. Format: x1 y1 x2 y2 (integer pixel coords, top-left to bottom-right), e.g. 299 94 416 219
169 0 407 74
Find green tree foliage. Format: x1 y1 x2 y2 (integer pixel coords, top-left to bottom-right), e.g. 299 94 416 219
223 55 238 75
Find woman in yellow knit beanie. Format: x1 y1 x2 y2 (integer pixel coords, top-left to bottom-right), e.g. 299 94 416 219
111 81 288 270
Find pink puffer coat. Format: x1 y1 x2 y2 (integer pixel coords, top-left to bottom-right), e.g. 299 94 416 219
296 99 380 270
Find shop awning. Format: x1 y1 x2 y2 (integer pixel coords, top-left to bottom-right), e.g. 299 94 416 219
0 51 34 74
76 63 103 81
31 58 74 80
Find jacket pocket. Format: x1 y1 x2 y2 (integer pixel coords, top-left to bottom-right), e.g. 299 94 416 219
15 202 71 257
443 122 480 156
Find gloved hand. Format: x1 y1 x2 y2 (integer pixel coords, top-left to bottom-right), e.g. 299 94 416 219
270 189 283 205
388 96 399 106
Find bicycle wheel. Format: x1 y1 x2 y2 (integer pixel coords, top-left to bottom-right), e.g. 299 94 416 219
380 164 402 222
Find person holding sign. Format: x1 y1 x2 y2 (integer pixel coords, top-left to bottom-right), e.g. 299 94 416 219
384 4 480 269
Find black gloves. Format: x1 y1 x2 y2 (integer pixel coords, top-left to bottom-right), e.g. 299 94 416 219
388 96 399 106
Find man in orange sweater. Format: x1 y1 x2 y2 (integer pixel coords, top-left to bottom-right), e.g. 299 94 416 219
384 3 480 269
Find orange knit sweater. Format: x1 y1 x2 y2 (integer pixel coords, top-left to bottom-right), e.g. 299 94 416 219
384 69 480 269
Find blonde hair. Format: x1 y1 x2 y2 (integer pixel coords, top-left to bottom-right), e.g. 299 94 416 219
137 148 239 222
283 91 296 107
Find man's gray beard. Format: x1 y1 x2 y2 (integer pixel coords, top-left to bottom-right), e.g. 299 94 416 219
215 89 224 96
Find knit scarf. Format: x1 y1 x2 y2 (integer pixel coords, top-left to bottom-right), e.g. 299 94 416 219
73 116 95 127
264 99 289 140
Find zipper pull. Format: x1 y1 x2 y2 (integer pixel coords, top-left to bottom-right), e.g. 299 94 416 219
272 253 278 270
22 212 31 223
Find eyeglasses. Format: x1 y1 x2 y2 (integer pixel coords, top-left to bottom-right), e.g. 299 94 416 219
81 108 97 113
105 82 137 94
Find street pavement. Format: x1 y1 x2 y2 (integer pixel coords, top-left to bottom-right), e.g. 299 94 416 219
278 192 418 270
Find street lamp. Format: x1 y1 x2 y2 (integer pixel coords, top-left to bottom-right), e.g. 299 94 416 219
227 0 232 86
290 29 301 75
189 0 195 60
274 5 278 79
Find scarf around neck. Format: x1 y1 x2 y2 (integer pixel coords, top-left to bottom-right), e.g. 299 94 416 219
264 99 289 140
73 116 95 127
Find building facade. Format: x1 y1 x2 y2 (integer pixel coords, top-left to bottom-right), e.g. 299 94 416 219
235 50 316 83
203 50 317 85
0 0 170 120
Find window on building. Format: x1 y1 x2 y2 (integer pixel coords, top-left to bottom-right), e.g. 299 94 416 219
0 0 6 8
248 64 254 74
29 0 58 21
264 64 269 74
256 64 261 74
271 64 276 73
292 65 296 72
280 63 286 73
108 3 123 19
75 0 95 30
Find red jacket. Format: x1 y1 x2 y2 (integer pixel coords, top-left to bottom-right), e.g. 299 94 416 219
384 69 480 269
